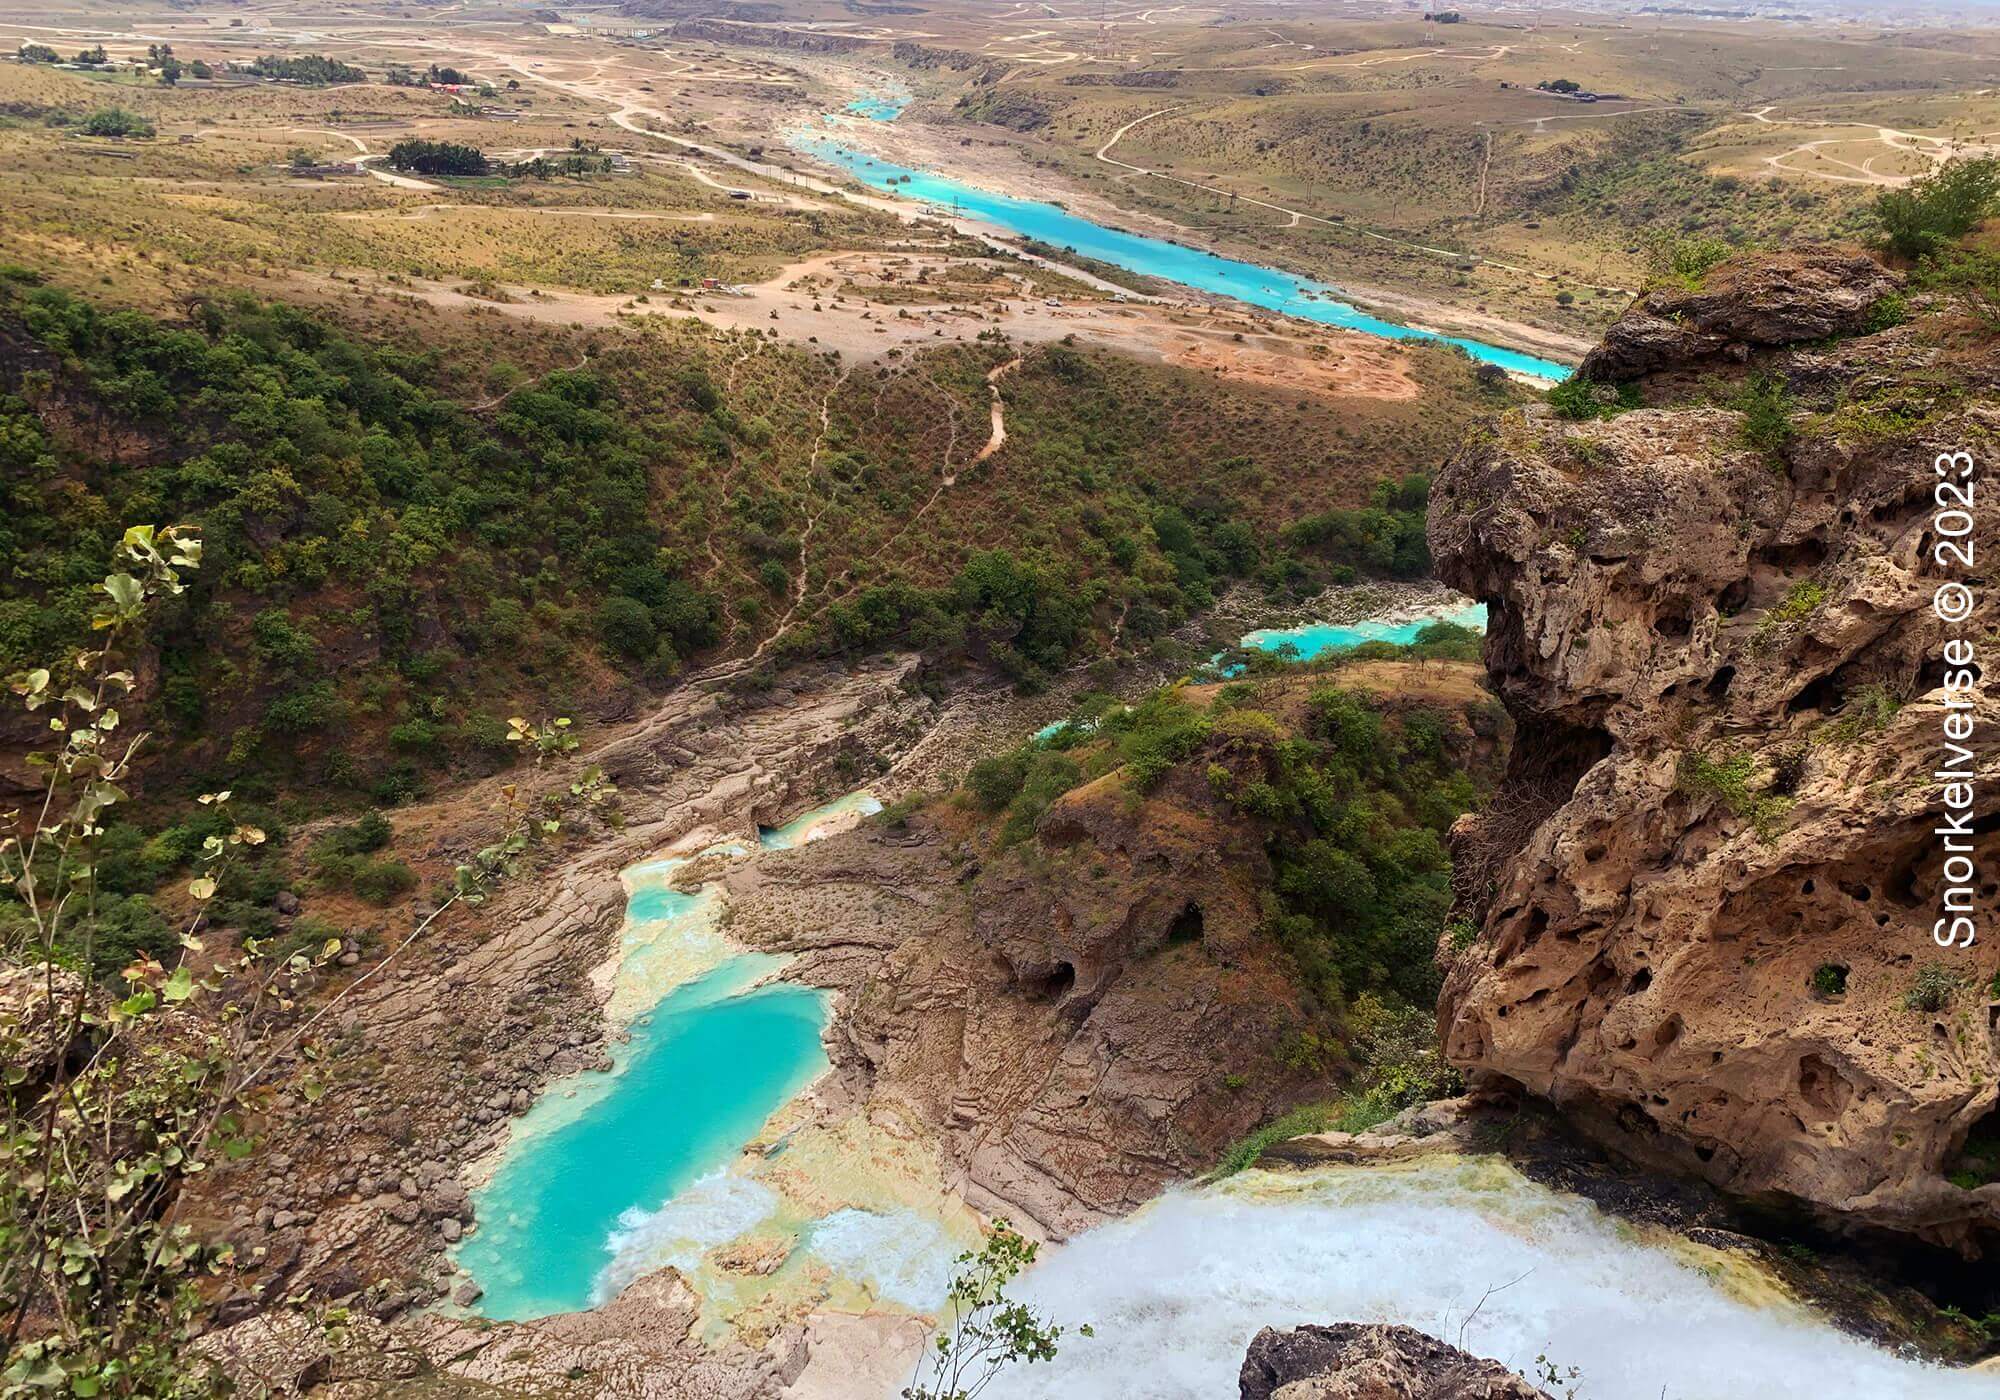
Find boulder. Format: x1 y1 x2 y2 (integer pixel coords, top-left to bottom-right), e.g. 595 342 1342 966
1239 1323 1551 1400
1579 246 1901 382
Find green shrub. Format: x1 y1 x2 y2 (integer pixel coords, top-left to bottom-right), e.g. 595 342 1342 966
80 107 155 138
265 681 342 734
350 858 418 904
1547 376 1640 421
597 595 658 659
967 750 1030 810
1733 372 1795 459
1677 748 1792 841
1874 157 2000 260
1645 231 1734 290
1820 683 1901 744
1906 963 1960 1014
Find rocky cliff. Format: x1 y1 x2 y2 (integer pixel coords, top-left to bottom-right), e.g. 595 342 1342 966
1430 245 2000 1252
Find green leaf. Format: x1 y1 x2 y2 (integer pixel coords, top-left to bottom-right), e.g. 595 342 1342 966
188 876 217 901
161 966 194 1003
101 572 142 611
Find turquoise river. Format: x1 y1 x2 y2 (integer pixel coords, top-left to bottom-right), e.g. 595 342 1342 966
789 131 1573 381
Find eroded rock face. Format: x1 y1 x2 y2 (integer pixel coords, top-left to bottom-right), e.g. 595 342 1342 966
1431 248 2000 1252
723 754 1315 1236
1578 246 1901 384
1239 1323 1551 1400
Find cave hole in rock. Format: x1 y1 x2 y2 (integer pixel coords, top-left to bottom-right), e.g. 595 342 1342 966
1887 845 1932 908
1651 604 1693 639
1717 578 1751 615
1917 653 1985 695
1785 671 1841 717
1477 717 1614 914
1626 968 1653 996
1797 1054 1852 1119
1809 963 1849 999
1946 1104 2000 1189
1704 665 1736 699
1024 961 1076 1000
1757 537 1830 574
1166 901 1205 945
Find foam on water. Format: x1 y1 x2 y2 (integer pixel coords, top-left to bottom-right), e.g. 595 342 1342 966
597 1172 781 1304
984 1158 1991 1400
805 1207 962 1310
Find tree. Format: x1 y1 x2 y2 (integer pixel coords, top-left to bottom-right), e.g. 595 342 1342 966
72 45 107 65
187 58 212 79
17 43 59 63
79 107 155 138
244 53 363 85
158 56 182 85
385 138 489 176
596 595 657 659
904 1221 1086 1400
1874 156 2000 259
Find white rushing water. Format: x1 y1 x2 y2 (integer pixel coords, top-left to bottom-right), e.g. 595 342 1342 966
982 1158 1995 1400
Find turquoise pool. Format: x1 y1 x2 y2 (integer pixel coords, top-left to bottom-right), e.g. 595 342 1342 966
845 89 908 121
1241 601 1488 661
457 793 881 1320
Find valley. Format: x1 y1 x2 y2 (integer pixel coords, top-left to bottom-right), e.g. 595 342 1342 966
6 1 2000 1398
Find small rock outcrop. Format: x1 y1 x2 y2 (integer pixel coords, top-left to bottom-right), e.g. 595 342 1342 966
1239 1323 1551 1400
1578 246 1901 383
1431 246 2000 1252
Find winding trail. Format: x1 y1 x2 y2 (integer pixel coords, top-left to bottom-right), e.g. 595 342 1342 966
470 351 590 413
289 127 441 191
971 355 1023 468
744 365 854 666
1740 105 2000 187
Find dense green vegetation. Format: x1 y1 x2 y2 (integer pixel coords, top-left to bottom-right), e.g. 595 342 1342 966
244 53 365 85
1281 473 1433 580
387 139 490 177
1531 115 1870 251
0 283 1477 817
0 278 719 810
